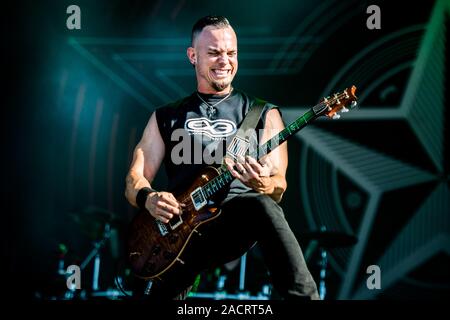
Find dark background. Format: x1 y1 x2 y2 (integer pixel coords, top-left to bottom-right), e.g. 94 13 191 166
3 0 449 300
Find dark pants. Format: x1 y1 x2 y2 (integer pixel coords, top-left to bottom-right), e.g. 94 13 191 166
136 192 319 300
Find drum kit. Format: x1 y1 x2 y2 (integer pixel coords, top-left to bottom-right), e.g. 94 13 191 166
54 206 357 300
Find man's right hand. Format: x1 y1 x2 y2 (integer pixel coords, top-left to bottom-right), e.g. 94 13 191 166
145 191 184 223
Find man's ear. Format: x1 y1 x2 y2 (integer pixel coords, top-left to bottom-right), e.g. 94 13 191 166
187 47 196 65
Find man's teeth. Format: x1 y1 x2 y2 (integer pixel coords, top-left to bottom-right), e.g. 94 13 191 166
213 69 229 76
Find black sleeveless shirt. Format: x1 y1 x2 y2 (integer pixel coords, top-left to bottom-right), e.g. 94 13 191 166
155 88 278 203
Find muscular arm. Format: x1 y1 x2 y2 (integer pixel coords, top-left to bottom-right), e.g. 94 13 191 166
259 108 288 202
125 112 182 222
125 112 164 206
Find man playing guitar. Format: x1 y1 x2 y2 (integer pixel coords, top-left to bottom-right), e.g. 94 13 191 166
125 15 320 300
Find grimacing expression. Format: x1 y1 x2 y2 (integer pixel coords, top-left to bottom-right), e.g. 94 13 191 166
190 26 238 93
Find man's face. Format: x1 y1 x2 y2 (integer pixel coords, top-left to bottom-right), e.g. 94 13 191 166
188 26 238 93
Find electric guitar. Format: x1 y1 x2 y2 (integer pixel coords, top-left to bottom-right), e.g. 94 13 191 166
127 86 358 279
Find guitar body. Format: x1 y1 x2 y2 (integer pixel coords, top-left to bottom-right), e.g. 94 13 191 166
127 166 222 279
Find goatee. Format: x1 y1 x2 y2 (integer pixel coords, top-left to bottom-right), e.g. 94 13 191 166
212 80 230 92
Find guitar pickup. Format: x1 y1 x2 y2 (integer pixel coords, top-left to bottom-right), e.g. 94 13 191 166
168 215 183 230
190 187 207 211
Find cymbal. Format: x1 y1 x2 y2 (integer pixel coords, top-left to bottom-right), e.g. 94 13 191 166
300 230 357 248
68 206 124 239
70 206 123 224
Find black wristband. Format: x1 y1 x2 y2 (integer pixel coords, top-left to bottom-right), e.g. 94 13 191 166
136 187 157 211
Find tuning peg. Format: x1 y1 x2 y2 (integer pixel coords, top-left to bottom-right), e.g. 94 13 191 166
341 107 349 113
332 114 341 120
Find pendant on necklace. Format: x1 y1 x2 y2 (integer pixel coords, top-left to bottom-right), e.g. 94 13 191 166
197 88 233 119
207 106 216 119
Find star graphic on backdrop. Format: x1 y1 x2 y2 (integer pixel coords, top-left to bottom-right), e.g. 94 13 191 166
283 0 449 299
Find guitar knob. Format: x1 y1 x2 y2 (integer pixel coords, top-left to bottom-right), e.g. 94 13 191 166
152 245 161 256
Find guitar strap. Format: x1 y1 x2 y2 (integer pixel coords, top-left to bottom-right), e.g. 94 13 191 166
225 98 266 162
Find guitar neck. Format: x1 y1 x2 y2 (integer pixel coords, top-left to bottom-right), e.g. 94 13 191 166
201 108 318 200
251 109 317 160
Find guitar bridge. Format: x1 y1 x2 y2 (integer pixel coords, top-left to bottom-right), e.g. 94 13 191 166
191 187 207 211
168 215 183 230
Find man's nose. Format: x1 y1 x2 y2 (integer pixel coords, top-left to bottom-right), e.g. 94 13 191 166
217 53 228 64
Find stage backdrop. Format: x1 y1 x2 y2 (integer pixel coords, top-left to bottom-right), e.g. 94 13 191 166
4 0 449 300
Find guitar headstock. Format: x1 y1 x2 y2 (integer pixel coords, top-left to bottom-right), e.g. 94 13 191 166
314 85 358 119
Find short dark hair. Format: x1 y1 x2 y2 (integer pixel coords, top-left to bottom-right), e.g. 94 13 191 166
191 15 232 45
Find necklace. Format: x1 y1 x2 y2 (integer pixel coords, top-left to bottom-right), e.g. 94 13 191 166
197 88 233 118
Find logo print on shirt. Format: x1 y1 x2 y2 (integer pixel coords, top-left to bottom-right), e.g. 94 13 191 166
184 117 237 139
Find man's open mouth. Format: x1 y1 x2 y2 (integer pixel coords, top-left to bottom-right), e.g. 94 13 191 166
211 69 231 78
